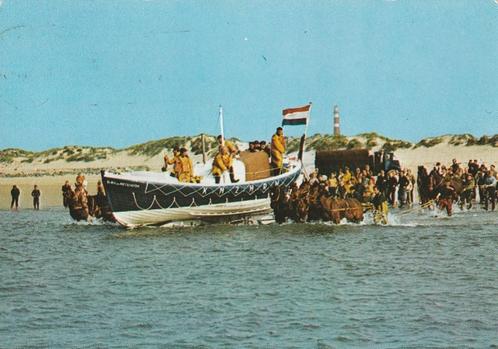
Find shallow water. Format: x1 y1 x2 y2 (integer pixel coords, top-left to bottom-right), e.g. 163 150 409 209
1 207 497 348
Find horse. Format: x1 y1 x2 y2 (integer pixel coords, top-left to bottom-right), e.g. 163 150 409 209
66 190 116 223
344 198 364 223
270 186 289 224
417 166 431 204
87 194 116 222
66 190 90 222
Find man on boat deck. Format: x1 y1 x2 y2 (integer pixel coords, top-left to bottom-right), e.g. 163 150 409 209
271 127 286 176
212 146 239 184
163 145 181 177
177 148 195 183
217 135 239 156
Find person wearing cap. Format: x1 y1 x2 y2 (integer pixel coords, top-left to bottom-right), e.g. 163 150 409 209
217 135 239 156
271 127 286 176
178 148 195 183
163 145 181 178
212 146 239 184
248 142 256 152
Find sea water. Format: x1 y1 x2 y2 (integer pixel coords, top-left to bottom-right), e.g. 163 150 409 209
1 207 497 348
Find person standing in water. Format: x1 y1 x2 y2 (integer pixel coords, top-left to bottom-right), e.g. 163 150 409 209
31 185 41 210
10 185 20 211
62 180 71 208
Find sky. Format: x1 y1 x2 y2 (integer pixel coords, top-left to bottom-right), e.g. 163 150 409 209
0 0 497 151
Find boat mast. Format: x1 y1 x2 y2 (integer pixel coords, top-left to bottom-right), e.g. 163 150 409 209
219 105 225 146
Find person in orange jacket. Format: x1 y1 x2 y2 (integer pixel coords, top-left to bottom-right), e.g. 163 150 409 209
212 146 239 184
271 127 286 176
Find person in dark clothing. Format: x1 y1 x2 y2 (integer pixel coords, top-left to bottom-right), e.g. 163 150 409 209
451 159 460 174
375 170 388 196
96 180 107 208
436 182 457 216
31 185 41 210
398 171 410 208
371 187 388 224
460 174 475 210
468 160 479 177
477 172 486 204
62 180 71 208
386 171 398 206
10 185 20 210
482 171 497 211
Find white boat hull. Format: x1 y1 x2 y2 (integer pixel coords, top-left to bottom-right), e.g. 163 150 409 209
113 198 272 227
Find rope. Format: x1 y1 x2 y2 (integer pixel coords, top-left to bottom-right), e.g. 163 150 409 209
397 200 435 215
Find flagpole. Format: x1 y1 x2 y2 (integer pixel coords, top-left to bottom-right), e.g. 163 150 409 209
303 102 312 141
219 105 225 146
301 102 311 154
299 102 311 180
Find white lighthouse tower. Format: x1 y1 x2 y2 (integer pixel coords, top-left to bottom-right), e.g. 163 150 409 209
333 105 340 136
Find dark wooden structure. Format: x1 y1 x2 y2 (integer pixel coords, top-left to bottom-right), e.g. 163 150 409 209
315 149 374 175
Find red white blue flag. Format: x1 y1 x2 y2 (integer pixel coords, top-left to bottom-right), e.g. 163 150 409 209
282 104 310 126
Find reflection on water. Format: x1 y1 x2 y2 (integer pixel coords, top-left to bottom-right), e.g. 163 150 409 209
0 207 497 348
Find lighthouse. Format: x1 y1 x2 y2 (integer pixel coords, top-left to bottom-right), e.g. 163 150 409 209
333 105 340 136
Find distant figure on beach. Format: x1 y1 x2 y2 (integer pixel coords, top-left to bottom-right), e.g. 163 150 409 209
271 127 286 176
31 185 41 210
62 180 71 208
10 185 20 211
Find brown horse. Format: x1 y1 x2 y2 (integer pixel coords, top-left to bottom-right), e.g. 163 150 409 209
344 198 364 223
270 186 289 224
88 194 116 222
66 190 90 222
310 186 364 224
66 190 115 223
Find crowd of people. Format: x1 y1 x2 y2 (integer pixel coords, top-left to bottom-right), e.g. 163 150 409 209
417 159 497 215
247 140 271 155
298 158 498 218
269 157 497 225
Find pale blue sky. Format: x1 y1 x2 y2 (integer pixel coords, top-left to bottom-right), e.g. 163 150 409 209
0 0 497 151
